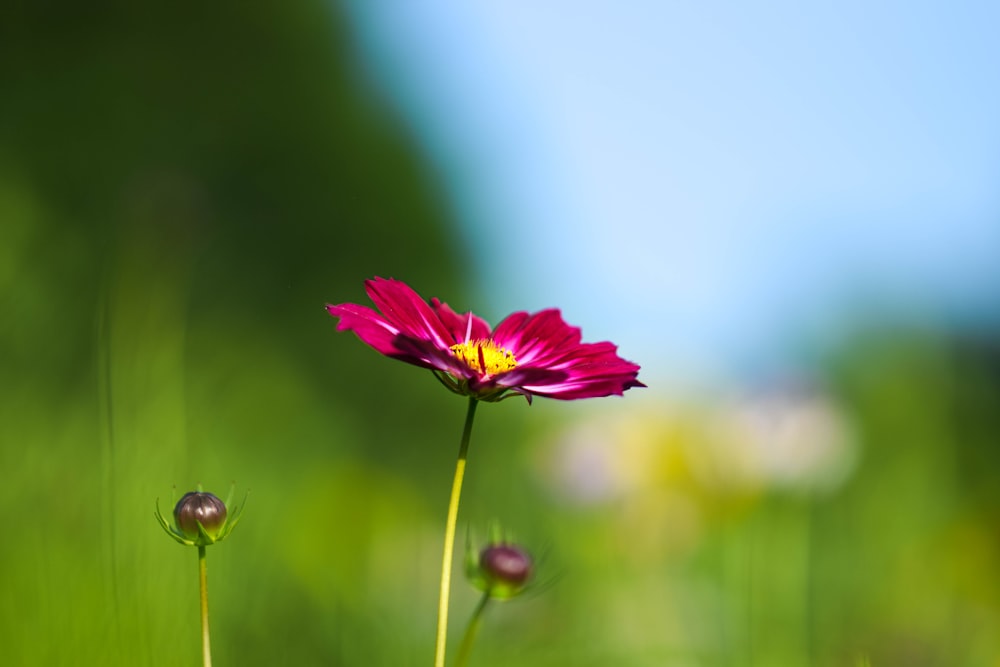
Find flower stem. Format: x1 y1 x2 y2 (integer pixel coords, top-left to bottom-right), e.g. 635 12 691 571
434 397 479 667
454 592 491 667
198 545 212 667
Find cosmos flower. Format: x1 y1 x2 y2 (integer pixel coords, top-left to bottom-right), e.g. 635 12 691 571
327 277 644 402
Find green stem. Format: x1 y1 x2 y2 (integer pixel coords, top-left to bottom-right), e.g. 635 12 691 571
454 593 491 667
198 545 212 667
434 397 479 667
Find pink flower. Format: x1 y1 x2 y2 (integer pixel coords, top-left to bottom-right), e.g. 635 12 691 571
327 277 644 402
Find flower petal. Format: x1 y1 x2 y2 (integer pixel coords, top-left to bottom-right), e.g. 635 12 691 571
516 352 645 399
490 367 569 391
492 309 583 365
390 334 478 378
492 309 643 399
325 302 404 357
520 375 646 400
431 298 492 344
364 277 454 350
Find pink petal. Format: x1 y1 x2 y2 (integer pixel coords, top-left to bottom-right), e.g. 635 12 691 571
364 277 454 350
431 298 492 343
493 309 583 365
391 335 478 378
326 303 403 357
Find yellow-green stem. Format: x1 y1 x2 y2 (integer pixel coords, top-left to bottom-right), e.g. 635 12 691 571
198 545 212 667
434 397 479 667
454 592 491 667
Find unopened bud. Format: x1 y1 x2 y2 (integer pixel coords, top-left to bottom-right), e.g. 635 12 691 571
155 486 247 547
174 492 228 541
469 543 533 599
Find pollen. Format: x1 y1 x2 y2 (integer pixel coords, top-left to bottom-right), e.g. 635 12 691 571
450 339 518 376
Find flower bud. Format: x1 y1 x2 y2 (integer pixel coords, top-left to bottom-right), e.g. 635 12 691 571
481 545 532 585
174 492 228 541
156 486 247 547
470 543 533 599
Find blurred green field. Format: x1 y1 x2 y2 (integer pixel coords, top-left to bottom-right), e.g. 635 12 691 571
3 3 1000 666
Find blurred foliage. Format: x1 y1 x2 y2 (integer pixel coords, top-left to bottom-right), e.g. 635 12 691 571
2 3 1000 666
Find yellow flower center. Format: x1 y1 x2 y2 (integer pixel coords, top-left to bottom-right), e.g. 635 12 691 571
450 339 518 376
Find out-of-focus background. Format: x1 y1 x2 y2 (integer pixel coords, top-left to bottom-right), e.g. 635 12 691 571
2 2 999 665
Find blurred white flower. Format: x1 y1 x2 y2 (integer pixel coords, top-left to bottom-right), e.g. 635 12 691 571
539 382 857 508
540 404 672 506
704 384 858 494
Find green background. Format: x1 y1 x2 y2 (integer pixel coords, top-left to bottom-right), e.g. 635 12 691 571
2 3 999 665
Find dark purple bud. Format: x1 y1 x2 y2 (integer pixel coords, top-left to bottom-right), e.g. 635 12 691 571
174 491 227 540
480 544 533 587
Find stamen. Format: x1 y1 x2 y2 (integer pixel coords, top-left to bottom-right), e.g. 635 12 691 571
450 339 518 376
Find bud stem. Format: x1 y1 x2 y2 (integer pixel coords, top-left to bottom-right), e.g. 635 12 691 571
198 545 213 667
454 592 491 667
434 397 479 667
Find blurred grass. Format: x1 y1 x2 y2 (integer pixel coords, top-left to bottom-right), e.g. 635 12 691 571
3 3 1000 666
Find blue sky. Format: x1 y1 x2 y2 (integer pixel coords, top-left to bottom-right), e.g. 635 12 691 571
344 2 1000 385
